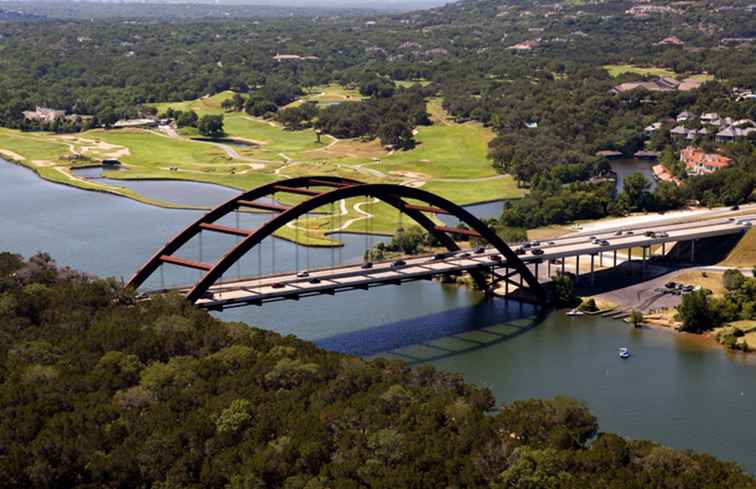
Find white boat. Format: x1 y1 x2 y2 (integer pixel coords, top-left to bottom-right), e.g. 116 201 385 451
566 309 585 317
619 347 631 359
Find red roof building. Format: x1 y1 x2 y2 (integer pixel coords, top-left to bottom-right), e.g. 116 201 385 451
680 147 733 176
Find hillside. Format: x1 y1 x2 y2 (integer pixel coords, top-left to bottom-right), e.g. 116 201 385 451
0 252 754 488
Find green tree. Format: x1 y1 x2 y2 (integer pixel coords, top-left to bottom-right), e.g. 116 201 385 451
198 114 224 138
377 120 414 150
678 289 717 332
552 274 576 307
622 172 652 211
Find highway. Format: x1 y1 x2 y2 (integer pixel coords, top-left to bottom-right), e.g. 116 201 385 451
180 211 754 309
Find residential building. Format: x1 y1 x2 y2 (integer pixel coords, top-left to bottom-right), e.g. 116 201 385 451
22 106 65 123
652 164 683 186
680 147 733 176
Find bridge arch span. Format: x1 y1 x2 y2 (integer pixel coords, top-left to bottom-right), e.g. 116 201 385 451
126 176 545 304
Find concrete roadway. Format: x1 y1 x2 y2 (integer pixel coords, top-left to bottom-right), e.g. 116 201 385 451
185 211 754 308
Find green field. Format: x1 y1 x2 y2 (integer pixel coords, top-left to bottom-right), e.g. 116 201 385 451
0 93 526 244
604 64 677 78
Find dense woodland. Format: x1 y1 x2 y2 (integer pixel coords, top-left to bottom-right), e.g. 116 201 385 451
0 252 754 488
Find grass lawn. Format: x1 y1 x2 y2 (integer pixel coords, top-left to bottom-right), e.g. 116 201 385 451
148 91 236 116
720 229 756 268
285 84 365 109
395 79 431 88
603 64 677 78
0 129 69 162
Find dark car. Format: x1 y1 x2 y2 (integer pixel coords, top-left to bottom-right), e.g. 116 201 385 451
459 252 471 258
531 248 544 255
665 282 677 289
309 277 322 284
361 262 374 270
271 282 285 289
434 252 451 260
731 205 740 211
489 254 502 262
599 240 610 246
392 259 406 267
645 231 656 238
515 248 526 255
521 242 532 249
475 246 485 254
614 231 623 236
626 230 634 235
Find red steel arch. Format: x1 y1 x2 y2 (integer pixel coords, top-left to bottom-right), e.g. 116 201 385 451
126 176 546 304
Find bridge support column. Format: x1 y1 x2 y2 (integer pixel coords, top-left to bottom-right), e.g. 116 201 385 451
590 254 595 286
613 249 617 268
599 251 603 268
547 260 551 279
662 242 666 256
675 242 680 261
505 267 510 297
691 239 696 263
561 259 565 275
642 247 647 275
534 262 539 281
575 255 580 281
627 248 632 273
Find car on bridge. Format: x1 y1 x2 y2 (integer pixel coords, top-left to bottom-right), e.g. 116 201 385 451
361 262 374 270
309 277 322 284
515 248 526 255
297 271 310 278
475 246 485 254
490 254 502 262
531 248 544 255
271 282 285 289
392 259 407 267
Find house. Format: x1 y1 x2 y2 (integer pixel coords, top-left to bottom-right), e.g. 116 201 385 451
700 113 720 124
644 122 662 135
670 125 690 137
677 111 693 122
652 164 683 186
680 147 733 176
22 106 65 123
657 36 684 46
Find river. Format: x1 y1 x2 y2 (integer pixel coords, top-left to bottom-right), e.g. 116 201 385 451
2 159 754 473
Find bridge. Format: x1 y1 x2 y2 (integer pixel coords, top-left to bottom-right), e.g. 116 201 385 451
126 176 754 310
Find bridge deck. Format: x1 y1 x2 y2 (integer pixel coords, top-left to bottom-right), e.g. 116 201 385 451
167 214 754 309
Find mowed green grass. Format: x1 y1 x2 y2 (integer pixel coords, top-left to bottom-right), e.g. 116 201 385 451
222 115 321 158
149 91 236 116
82 129 230 169
604 64 677 78
377 122 498 180
0 128 69 161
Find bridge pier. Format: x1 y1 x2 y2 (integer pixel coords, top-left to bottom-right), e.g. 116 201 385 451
575 255 580 281
561 259 565 275
627 248 632 272
547 260 551 278
661 242 666 256
691 239 696 263
642 246 647 275
613 249 617 268
590 254 595 286
534 261 540 281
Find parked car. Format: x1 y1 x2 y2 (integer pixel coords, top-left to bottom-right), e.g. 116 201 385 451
392 259 406 267
296 271 309 278
361 262 373 270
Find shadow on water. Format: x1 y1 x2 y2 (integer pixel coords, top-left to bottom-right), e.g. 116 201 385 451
316 297 549 364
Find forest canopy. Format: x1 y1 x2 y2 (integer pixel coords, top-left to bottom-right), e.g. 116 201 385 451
0 252 754 488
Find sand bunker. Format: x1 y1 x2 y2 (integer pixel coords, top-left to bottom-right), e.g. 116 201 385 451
389 170 431 180
0 149 26 161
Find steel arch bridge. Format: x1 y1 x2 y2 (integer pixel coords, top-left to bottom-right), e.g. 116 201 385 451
126 176 546 305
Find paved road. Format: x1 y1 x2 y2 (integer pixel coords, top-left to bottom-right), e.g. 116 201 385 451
180 212 754 308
